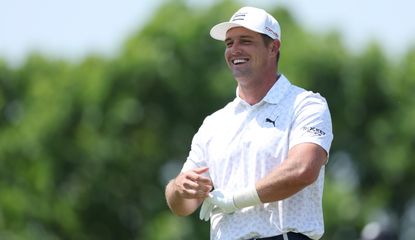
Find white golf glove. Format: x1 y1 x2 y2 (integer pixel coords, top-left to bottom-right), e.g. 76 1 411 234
199 186 261 221
199 196 214 221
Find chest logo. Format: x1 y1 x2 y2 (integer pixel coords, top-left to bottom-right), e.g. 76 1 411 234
265 117 278 127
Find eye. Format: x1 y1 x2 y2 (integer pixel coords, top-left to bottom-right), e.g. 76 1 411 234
225 41 233 48
241 39 251 44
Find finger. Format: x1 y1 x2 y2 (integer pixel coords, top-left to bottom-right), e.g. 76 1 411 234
196 188 211 198
205 202 214 221
183 188 209 199
202 184 213 193
187 171 210 183
200 199 213 221
197 176 213 185
183 179 211 194
199 200 208 220
182 178 199 189
193 167 209 175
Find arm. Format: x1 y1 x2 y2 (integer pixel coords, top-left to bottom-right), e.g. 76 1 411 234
207 95 332 215
165 167 213 216
256 142 327 203
206 142 327 216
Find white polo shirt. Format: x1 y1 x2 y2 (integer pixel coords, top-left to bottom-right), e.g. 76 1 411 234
182 75 333 240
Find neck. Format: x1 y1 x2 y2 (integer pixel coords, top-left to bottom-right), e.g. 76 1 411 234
238 72 280 105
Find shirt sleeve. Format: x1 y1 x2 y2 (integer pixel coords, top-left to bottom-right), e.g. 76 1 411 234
289 92 333 155
181 119 209 173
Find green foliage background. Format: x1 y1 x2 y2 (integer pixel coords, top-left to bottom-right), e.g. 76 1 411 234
1 1 414 239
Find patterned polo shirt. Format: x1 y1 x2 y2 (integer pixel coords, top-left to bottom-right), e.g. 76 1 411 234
181 75 333 240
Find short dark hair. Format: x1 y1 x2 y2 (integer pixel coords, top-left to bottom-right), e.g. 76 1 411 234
261 34 280 64
261 34 274 46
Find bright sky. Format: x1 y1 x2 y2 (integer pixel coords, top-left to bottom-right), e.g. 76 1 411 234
0 0 414 67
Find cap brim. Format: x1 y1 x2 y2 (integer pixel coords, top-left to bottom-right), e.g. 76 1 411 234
210 22 242 41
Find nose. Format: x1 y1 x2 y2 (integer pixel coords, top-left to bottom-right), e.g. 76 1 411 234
229 42 242 55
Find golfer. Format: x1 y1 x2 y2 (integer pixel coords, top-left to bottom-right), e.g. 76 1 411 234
165 6 333 240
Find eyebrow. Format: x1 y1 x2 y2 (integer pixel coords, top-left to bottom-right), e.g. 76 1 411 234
225 35 255 42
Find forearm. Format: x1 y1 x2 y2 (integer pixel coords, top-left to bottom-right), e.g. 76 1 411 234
165 179 204 216
205 154 312 214
256 162 311 203
256 143 327 203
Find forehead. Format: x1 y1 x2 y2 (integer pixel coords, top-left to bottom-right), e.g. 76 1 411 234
225 27 262 40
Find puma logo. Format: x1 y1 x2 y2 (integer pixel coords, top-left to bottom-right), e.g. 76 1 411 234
266 118 276 127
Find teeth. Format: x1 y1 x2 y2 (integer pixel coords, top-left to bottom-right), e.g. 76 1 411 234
233 59 248 64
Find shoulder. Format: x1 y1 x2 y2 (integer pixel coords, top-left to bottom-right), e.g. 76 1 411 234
199 100 236 129
288 85 329 112
275 76 328 108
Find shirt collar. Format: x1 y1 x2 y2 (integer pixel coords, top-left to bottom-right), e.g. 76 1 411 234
234 74 291 107
262 74 291 105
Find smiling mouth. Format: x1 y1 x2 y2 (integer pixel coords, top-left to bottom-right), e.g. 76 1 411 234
232 58 249 65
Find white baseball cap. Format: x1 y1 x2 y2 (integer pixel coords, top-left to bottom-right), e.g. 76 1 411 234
210 6 281 41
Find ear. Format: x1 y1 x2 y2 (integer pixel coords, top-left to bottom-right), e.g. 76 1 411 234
271 40 280 54
268 39 280 58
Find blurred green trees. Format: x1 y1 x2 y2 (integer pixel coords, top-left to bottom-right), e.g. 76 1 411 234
0 0 414 239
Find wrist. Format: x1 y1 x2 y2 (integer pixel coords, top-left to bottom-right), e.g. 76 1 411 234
233 185 262 209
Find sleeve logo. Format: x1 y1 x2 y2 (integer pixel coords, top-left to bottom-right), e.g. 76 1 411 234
301 126 326 136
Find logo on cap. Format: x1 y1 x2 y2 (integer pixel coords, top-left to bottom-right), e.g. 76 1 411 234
231 12 247 22
265 27 279 38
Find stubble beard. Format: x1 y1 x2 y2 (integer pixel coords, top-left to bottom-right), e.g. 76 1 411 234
231 66 257 88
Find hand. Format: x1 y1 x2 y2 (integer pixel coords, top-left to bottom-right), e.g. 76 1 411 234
199 189 236 222
199 186 261 220
209 189 238 214
174 167 212 199
199 197 214 221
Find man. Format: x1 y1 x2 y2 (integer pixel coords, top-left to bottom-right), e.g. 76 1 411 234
165 6 333 240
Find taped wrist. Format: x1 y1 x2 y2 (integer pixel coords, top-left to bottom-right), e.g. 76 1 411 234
233 185 262 209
